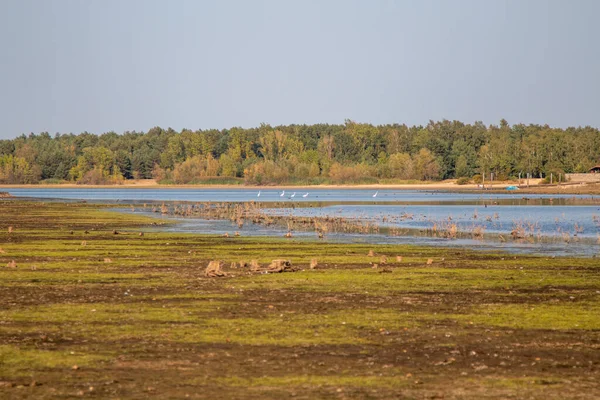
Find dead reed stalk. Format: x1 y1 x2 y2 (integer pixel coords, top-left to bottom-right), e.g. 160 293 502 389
205 260 226 277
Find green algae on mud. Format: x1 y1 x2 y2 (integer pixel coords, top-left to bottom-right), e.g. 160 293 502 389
0 200 599 399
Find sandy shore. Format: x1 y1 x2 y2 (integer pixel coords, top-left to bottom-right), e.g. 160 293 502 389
5 178 599 194
0 179 523 191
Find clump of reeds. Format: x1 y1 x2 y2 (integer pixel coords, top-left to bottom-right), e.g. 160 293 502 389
205 260 226 277
250 260 261 272
511 222 526 239
471 225 485 240
267 259 295 273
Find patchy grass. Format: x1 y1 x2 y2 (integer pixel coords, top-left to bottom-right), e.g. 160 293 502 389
0 200 599 399
0 345 111 376
458 302 600 330
232 266 600 294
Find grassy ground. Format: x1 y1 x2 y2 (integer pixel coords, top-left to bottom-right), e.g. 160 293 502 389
0 200 598 399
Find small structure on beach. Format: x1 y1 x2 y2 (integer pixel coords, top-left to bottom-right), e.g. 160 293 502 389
588 165 600 173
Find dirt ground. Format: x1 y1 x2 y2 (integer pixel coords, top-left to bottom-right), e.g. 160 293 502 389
0 201 598 399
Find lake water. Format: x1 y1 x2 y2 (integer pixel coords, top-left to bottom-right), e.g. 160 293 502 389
6 188 600 256
6 187 599 204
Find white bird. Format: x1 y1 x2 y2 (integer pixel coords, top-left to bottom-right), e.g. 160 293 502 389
280 190 285 197
290 192 296 198
372 191 378 198
302 192 309 198
257 191 261 197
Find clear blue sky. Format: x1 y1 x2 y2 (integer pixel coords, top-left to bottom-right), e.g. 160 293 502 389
1 0 599 139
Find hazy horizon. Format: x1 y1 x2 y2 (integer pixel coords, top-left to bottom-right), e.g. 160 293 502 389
1 0 599 139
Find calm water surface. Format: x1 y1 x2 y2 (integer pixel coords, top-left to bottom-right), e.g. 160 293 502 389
6 187 599 204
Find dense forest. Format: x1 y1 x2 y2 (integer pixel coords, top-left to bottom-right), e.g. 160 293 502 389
0 120 599 185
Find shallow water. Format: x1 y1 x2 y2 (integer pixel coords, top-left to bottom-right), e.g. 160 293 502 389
7 187 600 257
265 204 600 239
135 209 599 257
6 187 600 204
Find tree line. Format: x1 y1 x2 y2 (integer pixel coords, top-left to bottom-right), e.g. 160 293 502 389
0 119 598 185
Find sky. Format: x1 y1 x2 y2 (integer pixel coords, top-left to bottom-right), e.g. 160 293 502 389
0 0 599 139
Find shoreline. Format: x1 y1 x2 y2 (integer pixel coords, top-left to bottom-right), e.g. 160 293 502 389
0 179 539 191
3 179 600 194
